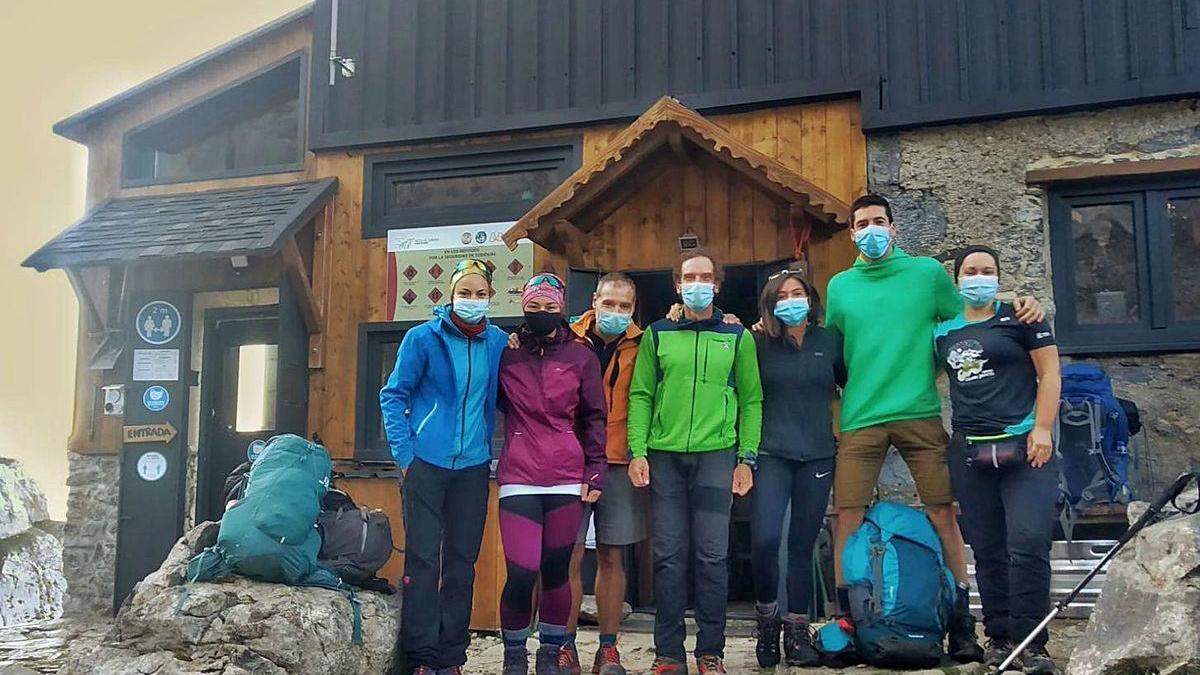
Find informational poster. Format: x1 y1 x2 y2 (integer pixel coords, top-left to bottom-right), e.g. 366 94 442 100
386 222 534 322
132 349 180 382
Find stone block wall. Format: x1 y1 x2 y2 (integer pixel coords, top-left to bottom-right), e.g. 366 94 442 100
867 98 1200 496
62 452 118 617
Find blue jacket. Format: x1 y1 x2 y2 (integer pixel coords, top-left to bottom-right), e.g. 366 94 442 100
380 305 508 470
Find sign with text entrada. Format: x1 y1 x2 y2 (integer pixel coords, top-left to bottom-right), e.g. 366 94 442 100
123 422 179 444
386 222 534 322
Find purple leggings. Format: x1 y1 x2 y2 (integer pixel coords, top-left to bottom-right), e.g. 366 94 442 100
499 493 584 633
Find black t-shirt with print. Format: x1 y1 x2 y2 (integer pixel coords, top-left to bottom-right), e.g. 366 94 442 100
934 302 1056 437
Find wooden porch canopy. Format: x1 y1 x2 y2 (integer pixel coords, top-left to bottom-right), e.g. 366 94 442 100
502 96 851 252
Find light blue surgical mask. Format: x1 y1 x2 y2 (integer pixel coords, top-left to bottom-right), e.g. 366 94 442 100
681 282 715 311
854 224 893 259
452 298 489 324
597 310 632 336
773 298 810 326
959 275 999 307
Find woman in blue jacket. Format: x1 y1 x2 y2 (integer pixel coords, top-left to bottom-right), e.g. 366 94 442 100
380 258 509 675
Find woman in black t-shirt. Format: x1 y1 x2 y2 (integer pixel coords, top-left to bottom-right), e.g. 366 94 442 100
934 246 1061 675
749 267 845 669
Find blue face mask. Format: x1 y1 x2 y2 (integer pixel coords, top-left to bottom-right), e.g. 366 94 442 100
597 310 632 336
773 298 810 326
854 224 893 260
959 275 999 307
452 298 489 324
681 282 715 311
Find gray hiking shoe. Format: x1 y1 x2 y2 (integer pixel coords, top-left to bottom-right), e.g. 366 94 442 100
503 645 529 675
1023 646 1061 675
535 644 567 675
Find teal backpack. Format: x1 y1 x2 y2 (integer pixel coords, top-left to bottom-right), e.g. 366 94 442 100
842 501 955 668
183 434 362 642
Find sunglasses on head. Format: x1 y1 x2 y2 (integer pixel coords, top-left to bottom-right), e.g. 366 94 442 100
768 269 806 281
527 273 565 289
455 258 494 277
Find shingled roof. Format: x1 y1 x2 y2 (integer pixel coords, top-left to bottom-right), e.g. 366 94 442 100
23 178 337 272
503 96 851 248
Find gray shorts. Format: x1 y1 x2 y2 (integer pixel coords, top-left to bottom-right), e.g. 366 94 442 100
578 463 649 547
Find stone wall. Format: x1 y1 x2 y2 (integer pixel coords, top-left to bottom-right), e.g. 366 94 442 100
867 98 1200 496
62 453 118 617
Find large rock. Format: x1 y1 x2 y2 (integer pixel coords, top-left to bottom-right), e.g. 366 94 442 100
60 521 402 675
1067 508 1200 675
0 459 49 541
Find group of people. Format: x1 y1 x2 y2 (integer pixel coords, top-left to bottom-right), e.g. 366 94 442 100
380 193 1064 675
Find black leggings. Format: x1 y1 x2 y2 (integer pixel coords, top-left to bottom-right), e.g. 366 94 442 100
749 455 834 616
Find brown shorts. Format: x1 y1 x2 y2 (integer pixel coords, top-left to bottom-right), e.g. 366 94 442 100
834 417 952 508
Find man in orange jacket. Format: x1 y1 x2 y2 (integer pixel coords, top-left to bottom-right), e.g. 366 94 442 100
559 272 646 675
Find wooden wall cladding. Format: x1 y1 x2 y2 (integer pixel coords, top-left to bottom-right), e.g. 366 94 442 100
309 99 864 458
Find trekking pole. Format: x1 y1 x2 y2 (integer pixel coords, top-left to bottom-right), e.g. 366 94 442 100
998 471 1199 673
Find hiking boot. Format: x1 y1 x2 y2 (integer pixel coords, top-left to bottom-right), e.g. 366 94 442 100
411 667 437 675
558 642 582 675
984 638 1023 670
437 668 463 675
754 615 782 668
694 655 725 674
649 656 687 674
502 645 529 675
948 589 985 663
782 618 821 667
536 644 567 675
592 645 626 675
1022 646 1061 675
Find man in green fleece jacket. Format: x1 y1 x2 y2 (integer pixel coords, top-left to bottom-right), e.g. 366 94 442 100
627 251 762 675
825 194 1043 663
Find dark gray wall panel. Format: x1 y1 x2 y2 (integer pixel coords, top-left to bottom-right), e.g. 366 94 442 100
308 0 1200 149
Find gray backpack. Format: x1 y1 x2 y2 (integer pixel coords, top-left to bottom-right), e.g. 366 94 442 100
318 490 396 592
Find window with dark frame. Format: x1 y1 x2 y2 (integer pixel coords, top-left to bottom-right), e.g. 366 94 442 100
122 55 306 186
1048 175 1200 354
362 139 582 237
356 320 518 463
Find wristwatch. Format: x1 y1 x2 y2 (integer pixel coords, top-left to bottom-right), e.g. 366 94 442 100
737 455 758 471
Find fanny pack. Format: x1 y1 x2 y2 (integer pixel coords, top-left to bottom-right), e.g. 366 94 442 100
962 434 1026 470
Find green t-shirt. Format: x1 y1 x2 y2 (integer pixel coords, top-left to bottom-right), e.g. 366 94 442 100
825 247 962 432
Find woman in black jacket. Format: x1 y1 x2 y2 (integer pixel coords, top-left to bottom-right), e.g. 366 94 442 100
750 267 845 668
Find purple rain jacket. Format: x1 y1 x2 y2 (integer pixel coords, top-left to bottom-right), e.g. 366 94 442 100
497 321 608 491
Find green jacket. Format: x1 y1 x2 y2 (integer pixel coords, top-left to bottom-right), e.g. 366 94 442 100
825 247 963 432
627 312 763 458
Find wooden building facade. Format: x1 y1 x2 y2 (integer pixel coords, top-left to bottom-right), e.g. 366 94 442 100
27 0 1200 624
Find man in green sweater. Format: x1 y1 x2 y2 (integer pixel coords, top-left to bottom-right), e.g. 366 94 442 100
627 251 762 675
825 194 1044 663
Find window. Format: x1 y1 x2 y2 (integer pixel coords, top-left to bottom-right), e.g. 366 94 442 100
234 344 278 432
1049 175 1200 353
362 139 581 237
122 55 305 186
355 321 518 463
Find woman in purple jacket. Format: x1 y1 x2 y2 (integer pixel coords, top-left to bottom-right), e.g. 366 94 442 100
498 273 608 675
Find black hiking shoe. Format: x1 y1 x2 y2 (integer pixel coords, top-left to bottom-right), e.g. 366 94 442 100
503 645 529 675
984 638 1023 670
948 588 985 663
754 615 782 668
536 644 567 675
1023 646 1061 675
782 618 821 667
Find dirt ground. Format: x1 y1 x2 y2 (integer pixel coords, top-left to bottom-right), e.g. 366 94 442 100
463 618 1086 674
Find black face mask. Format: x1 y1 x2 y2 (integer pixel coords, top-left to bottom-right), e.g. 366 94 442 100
524 311 561 337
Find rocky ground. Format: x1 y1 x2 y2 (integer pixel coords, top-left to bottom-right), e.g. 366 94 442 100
463 618 1087 675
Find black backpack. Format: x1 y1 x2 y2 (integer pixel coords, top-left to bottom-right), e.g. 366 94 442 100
318 489 396 593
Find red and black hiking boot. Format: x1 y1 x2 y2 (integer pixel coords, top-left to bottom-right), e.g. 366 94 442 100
694 655 726 674
558 642 582 675
591 644 626 675
649 656 687 674
782 617 821 667
754 615 782 668
411 667 437 675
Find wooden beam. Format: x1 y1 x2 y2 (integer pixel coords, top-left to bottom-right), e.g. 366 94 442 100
64 267 105 334
572 153 683 231
281 237 322 334
1025 156 1200 184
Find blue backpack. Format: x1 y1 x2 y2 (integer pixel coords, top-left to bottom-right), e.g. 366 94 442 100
842 502 955 668
1057 363 1133 508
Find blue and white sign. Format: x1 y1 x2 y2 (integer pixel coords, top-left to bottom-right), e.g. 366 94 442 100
142 386 170 412
247 439 267 462
135 301 182 345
